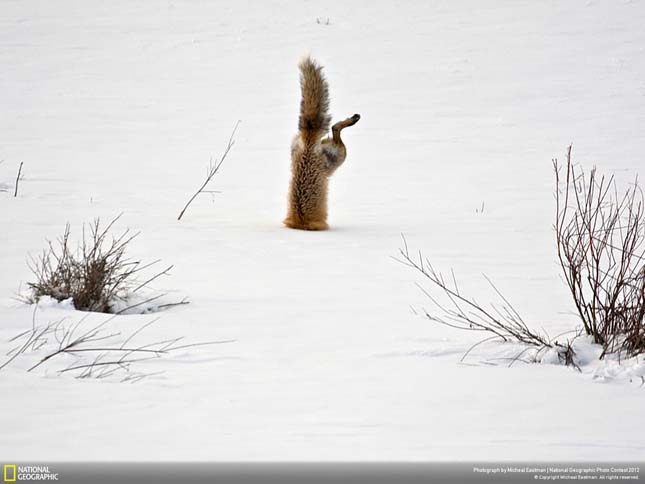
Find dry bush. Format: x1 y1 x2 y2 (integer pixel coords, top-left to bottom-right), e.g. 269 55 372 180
396 237 578 367
555 146 645 358
398 146 645 368
0 310 234 382
26 216 174 314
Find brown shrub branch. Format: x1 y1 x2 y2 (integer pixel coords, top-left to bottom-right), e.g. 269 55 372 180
177 120 240 221
26 215 181 313
554 146 645 358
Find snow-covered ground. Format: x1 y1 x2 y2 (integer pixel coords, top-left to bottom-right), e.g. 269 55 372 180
1 0 644 461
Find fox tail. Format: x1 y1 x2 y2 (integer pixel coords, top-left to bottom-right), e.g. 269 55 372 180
298 56 331 140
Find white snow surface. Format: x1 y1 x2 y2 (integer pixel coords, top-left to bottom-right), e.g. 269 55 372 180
1 0 645 461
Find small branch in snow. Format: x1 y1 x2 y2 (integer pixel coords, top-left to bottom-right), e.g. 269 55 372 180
14 161 23 197
177 121 240 221
155 297 190 310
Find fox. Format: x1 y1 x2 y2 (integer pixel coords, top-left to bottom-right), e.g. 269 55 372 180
283 56 360 231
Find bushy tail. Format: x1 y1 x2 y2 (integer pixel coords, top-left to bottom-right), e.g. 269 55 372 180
298 56 330 139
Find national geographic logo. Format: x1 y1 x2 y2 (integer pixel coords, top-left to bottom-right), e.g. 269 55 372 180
2 465 15 482
3 465 59 481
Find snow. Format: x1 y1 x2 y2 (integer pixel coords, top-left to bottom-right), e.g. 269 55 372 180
1 0 645 462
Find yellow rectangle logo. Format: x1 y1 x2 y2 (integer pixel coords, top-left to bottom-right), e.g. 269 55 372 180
3 464 16 482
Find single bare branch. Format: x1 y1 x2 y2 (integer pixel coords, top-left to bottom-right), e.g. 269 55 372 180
13 161 23 197
178 120 241 221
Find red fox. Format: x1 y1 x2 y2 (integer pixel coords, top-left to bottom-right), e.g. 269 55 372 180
284 56 360 231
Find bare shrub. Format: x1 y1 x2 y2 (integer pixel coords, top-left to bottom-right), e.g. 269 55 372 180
396 237 577 367
554 146 645 358
397 146 644 369
26 215 176 313
0 309 234 382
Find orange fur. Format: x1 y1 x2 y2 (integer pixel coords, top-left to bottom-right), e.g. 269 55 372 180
284 57 360 231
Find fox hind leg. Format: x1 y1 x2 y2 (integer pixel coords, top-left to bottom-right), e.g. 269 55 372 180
321 114 361 174
331 114 360 137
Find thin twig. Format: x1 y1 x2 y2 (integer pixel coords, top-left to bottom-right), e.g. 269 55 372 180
13 162 23 197
178 120 240 221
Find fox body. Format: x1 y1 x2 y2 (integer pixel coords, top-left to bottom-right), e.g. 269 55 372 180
284 57 360 231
